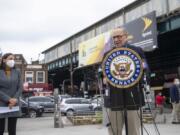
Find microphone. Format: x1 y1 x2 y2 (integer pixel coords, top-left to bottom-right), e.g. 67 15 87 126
98 67 103 79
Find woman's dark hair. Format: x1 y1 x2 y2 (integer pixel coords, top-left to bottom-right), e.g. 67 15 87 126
0 53 14 69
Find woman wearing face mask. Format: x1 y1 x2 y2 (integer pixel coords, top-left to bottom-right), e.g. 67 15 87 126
0 53 22 135
170 78 180 124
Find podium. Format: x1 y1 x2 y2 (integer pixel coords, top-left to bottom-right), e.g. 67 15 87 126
102 47 145 135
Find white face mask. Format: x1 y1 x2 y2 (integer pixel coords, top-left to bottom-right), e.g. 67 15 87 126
174 81 180 86
6 60 15 68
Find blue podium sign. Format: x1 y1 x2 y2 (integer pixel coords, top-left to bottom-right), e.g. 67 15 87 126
102 48 143 89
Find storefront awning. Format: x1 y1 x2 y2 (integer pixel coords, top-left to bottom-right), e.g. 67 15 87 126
151 86 163 91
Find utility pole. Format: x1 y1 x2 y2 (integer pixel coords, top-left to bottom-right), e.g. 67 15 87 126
54 88 64 128
49 73 56 88
70 40 74 95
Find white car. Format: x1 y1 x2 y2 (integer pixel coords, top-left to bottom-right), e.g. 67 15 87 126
60 98 93 116
58 94 71 102
90 97 103 111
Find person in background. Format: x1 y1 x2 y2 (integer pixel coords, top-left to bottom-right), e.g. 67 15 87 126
155 92 165 114
170 78 180 124
0 53 22 135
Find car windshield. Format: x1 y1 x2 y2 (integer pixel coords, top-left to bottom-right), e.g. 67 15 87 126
29 97 54 102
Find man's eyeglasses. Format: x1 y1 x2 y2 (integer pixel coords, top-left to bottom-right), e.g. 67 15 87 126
112 34 125 39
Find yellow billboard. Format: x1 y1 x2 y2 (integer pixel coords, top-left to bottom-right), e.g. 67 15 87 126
78 11 157 67
78 32 111 67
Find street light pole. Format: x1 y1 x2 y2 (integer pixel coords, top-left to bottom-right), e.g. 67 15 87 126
62 79 70 94
49 73 56 90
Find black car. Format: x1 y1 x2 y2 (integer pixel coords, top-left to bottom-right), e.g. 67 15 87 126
27 96 55 112
21 99 44 118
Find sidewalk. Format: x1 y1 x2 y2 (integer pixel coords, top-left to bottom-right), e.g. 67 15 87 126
5 116 180 135
12 117 107 135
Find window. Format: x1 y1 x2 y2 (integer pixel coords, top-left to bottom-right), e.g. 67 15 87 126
73 55 76 63
25 71 33 83
52 63 55 68
29 97 40 102
69 57 71 64
65 99 81 104
16 55 20 60
49 64 52 70
59 60 62 67
39 97 53 102
81 99 89 104
62 59 65 66
56 61 58 67
65 57 69 65
36 71 45 83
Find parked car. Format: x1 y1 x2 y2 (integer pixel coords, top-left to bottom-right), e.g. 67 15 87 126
46 95 54 99
47 94 71 102
26 96 55 112
58 94 71 102
90 97 103 111
20 99 44 118
60 98 93 116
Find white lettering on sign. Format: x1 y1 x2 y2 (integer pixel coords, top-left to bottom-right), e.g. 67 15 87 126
142 31 152 38
26 65 42 69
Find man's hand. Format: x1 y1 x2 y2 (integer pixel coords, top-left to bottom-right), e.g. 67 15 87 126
103 77 107 85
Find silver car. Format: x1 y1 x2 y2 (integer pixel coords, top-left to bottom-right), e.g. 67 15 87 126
60 98 93 116
90 97 103 111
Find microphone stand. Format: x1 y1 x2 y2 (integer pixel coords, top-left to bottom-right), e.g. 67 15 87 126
139 71 149 135
138 82 144 135
123 89 129 135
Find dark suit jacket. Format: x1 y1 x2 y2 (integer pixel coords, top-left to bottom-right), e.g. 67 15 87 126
103 43 149 110
170 84 180 103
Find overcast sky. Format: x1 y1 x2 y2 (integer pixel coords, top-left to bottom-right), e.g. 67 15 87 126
0 0 135 63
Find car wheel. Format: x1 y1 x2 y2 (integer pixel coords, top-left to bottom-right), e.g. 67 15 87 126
66 109 74 116
29 110 37 118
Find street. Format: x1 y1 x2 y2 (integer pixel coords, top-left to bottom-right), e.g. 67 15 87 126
4 113 180 135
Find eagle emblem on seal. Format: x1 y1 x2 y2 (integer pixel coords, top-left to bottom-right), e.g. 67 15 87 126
112 62 133 78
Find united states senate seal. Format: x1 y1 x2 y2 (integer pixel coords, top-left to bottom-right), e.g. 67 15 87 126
102 47 143 89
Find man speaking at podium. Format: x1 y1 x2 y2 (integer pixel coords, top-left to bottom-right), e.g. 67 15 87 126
103 27 149 135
